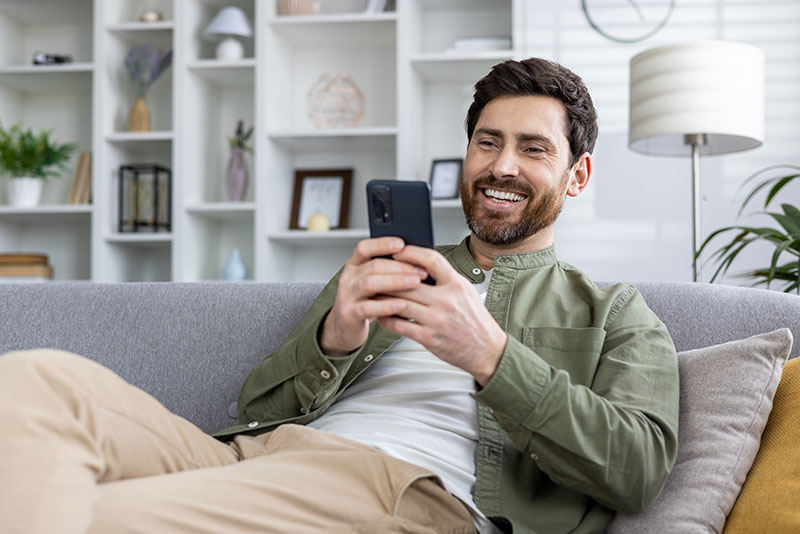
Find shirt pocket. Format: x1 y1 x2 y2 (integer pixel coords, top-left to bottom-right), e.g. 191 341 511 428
521 326 606 387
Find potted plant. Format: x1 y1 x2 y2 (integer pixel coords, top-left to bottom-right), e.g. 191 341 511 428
698 164 800 293
0 122 78 207
125 44 173 132
225 119 254 201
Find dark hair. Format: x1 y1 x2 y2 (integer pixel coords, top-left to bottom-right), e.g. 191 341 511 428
465 58 598 165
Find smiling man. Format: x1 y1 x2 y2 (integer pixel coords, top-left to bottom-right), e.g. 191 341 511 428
0 58 678 534
229 58 680 533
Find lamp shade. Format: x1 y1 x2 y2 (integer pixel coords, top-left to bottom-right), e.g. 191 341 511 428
203 7 252 38
629 41 764 156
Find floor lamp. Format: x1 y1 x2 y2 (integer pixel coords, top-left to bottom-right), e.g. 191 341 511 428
628 41 764 282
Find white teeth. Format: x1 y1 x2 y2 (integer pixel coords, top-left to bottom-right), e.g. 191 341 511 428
484 188 526 202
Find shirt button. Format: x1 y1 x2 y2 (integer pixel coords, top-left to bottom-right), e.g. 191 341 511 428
247 421 258 428
320 369 331 379
530 453 539 461
364 354 374 362
472 268 481 275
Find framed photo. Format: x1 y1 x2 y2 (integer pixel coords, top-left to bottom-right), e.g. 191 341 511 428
429 158 463 200
289 169 352 230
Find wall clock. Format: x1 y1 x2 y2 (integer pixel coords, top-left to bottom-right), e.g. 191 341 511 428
581 0 676 43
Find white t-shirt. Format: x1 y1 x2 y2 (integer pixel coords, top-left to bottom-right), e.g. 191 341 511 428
308 273 502 533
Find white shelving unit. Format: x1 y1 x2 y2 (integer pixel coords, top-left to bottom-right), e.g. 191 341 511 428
0 0 95 281
0 0 520 282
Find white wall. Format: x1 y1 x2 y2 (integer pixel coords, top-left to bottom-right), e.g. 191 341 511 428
520 0 800 286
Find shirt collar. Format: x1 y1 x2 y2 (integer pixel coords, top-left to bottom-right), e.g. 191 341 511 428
448 236 558 284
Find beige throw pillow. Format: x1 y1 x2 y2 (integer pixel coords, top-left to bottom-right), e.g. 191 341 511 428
606 328 793 534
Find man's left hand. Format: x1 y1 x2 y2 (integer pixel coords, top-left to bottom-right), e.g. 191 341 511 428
376 246 508 386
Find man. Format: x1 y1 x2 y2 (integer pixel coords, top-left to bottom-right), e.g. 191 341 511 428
0 58 679 534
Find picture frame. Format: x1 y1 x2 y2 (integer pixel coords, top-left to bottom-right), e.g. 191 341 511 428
429 158 463 200
289 169 352 230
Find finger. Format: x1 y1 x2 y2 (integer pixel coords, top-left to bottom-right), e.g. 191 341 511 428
383 299 429 324
382 284 436 307
361 257 429 278
351 273 424 300
349 238 405 266
377 315 427 342
356 298 408 320
391 246 455 284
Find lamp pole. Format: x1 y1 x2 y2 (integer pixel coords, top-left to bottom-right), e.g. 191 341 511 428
685 133 706 283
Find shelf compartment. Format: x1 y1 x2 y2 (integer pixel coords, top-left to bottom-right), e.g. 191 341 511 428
0 0 94 67
187 60 256 87
410 54 514 83
0 214 91 281
0 64 93 92
101 238 172 282
102 0 175 28
409 0 513 56
181 210 254 281
106 132 174 154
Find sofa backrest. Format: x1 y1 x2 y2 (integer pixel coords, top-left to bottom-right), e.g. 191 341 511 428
1 281 798 433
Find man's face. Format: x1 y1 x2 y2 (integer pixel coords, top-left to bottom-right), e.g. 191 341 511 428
460 95 576 246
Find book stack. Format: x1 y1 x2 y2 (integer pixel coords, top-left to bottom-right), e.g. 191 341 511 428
0 253 53 282
68 151 92 204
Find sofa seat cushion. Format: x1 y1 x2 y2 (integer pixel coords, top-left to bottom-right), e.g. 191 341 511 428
723 356 800 533
607 328 793 534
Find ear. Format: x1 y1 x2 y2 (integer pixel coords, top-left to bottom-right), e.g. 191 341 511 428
566 152 591 197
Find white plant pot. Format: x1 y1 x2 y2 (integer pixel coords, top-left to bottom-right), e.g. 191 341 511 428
7 177 44 207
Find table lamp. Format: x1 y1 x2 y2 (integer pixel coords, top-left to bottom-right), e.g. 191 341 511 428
628 41 764 282
203 7 253 61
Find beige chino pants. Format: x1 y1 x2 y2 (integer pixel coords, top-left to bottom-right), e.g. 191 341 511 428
0 349 476 534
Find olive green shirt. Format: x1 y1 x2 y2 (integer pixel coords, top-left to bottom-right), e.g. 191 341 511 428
215 238 679 534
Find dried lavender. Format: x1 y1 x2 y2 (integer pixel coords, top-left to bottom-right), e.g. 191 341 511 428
125 44 173 98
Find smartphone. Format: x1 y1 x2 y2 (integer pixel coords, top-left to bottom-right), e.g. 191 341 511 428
367 180 435 284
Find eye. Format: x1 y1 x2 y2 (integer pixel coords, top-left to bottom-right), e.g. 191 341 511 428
477 139 497 149
524 146 544 154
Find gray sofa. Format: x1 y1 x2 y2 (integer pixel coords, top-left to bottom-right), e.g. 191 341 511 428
1 281 799 531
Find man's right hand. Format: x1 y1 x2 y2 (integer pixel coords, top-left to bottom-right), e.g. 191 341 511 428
319 237 429 357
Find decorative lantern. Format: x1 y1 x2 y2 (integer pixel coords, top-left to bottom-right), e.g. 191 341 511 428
118 164 172 233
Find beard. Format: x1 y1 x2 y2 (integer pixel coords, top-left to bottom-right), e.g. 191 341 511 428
460 172 568 247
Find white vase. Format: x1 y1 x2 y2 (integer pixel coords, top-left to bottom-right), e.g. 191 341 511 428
222 248 248 281
7 177 44 207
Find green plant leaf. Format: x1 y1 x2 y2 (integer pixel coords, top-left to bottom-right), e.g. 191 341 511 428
768 212 800 238
768 238 800 287
737 165 800 218
783 204 800 225
0 121 77 178
709 238 756 283
764 174 800 209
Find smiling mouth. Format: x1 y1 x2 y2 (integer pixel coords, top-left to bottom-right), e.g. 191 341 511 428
481 187 528 203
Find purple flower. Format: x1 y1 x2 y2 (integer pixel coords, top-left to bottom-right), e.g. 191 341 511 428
125 44 173 98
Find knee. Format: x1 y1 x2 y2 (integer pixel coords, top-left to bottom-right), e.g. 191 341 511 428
0 349 93 393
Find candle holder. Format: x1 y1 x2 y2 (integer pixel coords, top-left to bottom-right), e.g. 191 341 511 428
118 163 172 233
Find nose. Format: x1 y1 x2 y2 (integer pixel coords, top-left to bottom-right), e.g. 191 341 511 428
488 144 519 179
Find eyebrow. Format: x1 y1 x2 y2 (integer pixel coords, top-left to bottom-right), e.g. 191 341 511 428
474 128 556 149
